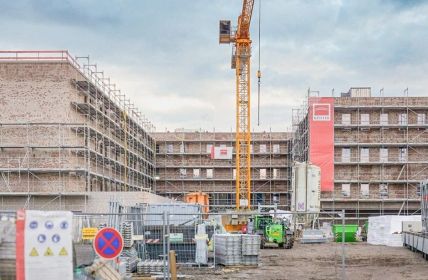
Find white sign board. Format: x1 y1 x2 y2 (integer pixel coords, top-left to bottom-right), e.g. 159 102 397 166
24 211 73 280
210 146 233 160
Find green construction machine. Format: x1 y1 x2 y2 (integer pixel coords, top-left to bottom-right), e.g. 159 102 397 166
251 214 294 249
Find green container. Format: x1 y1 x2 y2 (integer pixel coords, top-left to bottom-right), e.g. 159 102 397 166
332 224 358 242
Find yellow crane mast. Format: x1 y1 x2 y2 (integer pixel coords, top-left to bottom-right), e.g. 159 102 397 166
219 0 255 209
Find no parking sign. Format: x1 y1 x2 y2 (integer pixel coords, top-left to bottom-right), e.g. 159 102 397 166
93 227 124 260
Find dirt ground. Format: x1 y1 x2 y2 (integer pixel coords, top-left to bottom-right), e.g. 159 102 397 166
178 242 428 280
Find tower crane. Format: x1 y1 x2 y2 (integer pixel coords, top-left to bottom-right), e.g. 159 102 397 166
219 0 255 210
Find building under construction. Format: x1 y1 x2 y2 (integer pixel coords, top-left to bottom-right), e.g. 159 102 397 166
1 51 427 220
293 88 428 222
0 51 156 210
153 130 293 209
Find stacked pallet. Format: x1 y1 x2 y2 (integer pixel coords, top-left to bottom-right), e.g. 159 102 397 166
136 259 164 275
241 235 261 266
214 234 242 266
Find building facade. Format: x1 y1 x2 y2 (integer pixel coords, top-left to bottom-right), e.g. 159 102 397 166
0 51 155 210
293 89 428 222
153 131 293 209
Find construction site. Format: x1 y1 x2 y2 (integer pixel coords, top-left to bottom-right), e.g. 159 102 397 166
1 1 428 280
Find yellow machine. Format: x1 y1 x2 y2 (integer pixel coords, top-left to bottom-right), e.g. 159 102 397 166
219 0 255 210
219 0 256 231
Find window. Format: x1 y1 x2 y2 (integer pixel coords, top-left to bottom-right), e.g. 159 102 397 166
255 193 264 205
399 147 407 162
193 168 200 178
417 113 426 125
399 113 408 125
379 184 388 198
360 148 369 163
342 148 351 163
259 144 267 153
342 114 351 125
360 184 369 198
233 169 236 179
341 184 350 197
380 113 388 125
272 193 279 203
179 168 187 178
206 144 213 154
273 144 280 154
156 144 160 153
206 169 213 179
166 144 173 154
260 169 266 179
379 148 388 162
360 114 370 125
179 143 185 153
250 144 254 154
273 168 279 179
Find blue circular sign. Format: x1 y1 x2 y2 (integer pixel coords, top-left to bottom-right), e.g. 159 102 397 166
37 234 46 243
52 234 61 243
60 221 68 230
29 221 38 229
45 221 54 230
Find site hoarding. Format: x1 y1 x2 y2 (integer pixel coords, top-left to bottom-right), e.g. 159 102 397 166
308 97 334 192
16 210 73 280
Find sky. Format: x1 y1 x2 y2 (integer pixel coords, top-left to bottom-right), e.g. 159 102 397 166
1 0 428 132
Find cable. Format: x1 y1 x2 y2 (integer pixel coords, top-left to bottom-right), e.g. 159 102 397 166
257 0 261 126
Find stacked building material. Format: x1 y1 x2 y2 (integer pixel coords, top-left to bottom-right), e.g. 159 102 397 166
300 229 328 244
137 260 164 275
241 234 261 266
368 215 421 247
121 222 134 248
119 246 139 273
214 234 242 266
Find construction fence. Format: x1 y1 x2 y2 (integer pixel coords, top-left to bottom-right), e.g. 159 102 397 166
0 210 348 280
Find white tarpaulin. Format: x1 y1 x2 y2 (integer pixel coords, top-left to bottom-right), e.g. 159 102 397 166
24 211 73 279
210 146 233 160
367 215 421 247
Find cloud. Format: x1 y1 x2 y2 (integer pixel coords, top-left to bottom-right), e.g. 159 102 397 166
1 0 428 131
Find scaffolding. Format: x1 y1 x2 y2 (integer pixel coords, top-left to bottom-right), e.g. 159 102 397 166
153 130 293 210
292 90 428 223
0 50 156 210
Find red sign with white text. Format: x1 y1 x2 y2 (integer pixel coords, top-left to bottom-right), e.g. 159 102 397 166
309 97 334 192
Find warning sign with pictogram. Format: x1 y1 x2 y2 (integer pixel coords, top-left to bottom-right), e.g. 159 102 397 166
23 211 73 280
59 247 68 256
29 247 39 257
93 227 124 260
82 227 98 240
44 247 54 256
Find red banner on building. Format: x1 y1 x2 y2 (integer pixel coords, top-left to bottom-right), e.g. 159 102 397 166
309 97 334 192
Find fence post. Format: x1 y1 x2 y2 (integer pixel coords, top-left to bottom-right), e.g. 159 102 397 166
341 209 346 280
166 211 171 280
213 220 216 268
163 211 167 280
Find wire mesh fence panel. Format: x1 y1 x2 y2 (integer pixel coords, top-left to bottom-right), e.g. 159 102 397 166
1 210 355 279
0 211 17 280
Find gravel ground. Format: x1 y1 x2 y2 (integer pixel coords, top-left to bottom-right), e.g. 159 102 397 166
178 242 428 280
